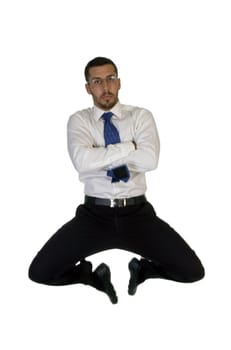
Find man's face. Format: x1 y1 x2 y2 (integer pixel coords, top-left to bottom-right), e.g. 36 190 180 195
85 64 121 110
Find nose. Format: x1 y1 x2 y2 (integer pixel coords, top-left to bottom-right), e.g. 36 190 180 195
102 79 109 91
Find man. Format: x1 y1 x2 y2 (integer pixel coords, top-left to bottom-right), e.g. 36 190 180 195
29 57 205 304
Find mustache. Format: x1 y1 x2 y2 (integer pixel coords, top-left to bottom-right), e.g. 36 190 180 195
101 92 114 97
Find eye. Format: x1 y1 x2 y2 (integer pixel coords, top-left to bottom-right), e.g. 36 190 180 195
107 75 116 82
92 79 102 85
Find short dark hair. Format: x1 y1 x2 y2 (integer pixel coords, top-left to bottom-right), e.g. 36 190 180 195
84 57 118 82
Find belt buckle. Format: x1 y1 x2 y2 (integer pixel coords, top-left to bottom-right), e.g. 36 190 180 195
117 198 127 208
110 198 127 207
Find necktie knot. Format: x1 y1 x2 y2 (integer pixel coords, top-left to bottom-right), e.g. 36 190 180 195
102 112 113 122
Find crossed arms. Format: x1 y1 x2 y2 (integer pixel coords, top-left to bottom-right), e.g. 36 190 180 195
67 108 160 175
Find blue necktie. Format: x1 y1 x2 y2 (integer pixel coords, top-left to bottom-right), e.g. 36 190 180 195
102 112 130 183
102 112 120 146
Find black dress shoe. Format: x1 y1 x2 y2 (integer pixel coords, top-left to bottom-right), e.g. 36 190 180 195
128 258 141 295
94 263 118 304
128 258 164 295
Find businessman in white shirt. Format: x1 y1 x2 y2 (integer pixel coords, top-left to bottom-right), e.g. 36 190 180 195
29 57 205 304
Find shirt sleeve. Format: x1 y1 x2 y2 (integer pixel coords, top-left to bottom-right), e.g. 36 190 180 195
67 113 135 174
123 109 160 172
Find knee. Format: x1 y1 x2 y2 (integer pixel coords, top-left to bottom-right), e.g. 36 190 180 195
28 257 49 284
183 260 205 283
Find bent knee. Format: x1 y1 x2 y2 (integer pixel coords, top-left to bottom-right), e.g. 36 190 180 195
183 261 205 283
28 258 50 284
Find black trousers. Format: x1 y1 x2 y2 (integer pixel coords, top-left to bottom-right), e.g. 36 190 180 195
29 201 205 285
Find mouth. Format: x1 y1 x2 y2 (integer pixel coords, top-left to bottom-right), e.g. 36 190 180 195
102 93 113 100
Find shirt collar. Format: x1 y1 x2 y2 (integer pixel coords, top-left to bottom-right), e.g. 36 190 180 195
93 102 122 121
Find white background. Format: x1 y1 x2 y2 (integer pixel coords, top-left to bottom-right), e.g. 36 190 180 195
1 0 230 349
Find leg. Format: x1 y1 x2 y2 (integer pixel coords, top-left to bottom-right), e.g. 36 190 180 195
136 215 205 283
116 202 205 292
28 205 118 303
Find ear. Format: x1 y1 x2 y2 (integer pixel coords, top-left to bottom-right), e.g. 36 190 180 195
85 83 92 95
118 78 121 90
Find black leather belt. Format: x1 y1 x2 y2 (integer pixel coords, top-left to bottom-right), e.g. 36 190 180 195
84 195 147 208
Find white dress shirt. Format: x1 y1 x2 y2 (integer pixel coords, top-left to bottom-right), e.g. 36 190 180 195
67 102 160 199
